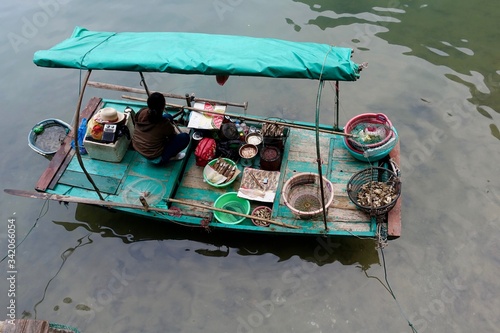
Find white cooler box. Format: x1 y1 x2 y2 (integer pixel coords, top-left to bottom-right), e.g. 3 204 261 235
84 112 134 162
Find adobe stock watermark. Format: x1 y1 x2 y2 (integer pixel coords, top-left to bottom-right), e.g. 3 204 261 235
7 0 74 54
401 278 467 333
237 237 340 333
399 96 475 177
213 0 243 21
64 265 136 330
349 0 405 50
6 214 17 324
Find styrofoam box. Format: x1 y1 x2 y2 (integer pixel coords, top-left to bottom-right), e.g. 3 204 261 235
84 112 135 162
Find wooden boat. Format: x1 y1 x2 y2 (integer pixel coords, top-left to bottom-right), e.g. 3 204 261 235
5 27 402 239
0 319 79 333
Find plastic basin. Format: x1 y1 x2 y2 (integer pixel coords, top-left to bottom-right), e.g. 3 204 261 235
343 127 398 162
213 192 250 224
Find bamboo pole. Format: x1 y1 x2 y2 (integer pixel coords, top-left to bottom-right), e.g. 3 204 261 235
166 198 301 229
87 81 248 109
122 95 353 137
5 188 299 229
73 70 105 201
4 189 209 219
139 72 151 96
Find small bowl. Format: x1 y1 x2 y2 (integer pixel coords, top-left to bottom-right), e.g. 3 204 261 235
251 206 272 227
192 131 203 141
245 132 263 146
239 144 258 167
239 144 258 159
213 192 251 225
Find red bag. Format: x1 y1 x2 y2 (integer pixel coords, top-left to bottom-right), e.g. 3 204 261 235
194 138 216 166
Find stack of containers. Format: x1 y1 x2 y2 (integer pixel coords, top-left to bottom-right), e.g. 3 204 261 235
343 113 398 162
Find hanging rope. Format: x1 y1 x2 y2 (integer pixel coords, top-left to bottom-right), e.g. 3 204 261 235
376 217 389 249
0 200 50 264
34 234 93 319
380 247 420 332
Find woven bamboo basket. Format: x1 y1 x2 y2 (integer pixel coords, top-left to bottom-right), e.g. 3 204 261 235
282 173 334 219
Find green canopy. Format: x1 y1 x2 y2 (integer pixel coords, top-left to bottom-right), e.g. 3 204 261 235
34 27 360 81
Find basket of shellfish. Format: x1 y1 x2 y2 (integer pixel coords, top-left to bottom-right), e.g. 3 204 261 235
346 167 401 216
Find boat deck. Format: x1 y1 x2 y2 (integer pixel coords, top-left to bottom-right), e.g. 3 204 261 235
35 98 401 238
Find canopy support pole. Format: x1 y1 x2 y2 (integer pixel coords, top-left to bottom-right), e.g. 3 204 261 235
185 93 193 107
334 81 340 131
73 70 105 201
315 80 328 231
139 72 150 97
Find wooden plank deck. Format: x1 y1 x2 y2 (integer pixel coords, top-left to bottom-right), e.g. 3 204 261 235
35 98 401 238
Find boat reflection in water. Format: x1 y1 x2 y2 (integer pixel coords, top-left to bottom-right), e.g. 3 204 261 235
51 203 380 270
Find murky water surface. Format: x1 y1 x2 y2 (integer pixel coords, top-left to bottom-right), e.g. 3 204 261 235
0 0 498 332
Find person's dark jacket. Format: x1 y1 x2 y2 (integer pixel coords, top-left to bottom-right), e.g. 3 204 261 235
132 108 176 159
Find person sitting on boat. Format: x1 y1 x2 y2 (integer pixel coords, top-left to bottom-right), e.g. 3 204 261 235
132 92 190 164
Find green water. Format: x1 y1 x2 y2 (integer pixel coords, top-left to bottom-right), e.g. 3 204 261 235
0 1 498 332
218 202 247 223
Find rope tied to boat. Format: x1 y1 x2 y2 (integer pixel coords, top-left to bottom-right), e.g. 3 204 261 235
376 218 388 249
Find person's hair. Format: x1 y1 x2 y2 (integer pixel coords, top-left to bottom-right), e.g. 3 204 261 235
147 92 166 123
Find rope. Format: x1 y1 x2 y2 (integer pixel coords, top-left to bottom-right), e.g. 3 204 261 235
379 247 419 332
0 200 50 263
34 234 93 319
362 248 419 332
78 33 117 69
377 219 389 249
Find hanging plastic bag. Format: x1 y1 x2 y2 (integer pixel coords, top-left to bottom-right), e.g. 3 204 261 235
71 118 88 154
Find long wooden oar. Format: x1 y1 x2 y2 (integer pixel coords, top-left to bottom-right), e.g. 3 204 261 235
122 95 353 137
166 198 300 229
88 81 248 109
4 189 208 219
4 189 299 229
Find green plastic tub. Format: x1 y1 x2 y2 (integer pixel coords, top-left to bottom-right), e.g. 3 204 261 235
213 192 250 224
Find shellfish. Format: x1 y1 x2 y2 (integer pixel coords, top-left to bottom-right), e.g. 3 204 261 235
356 181 398 208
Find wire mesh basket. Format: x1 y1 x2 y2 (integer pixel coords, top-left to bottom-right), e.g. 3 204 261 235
282 173 334 219
346 167 401 216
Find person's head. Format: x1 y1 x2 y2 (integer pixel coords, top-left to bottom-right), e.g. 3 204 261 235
147 92 166 122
